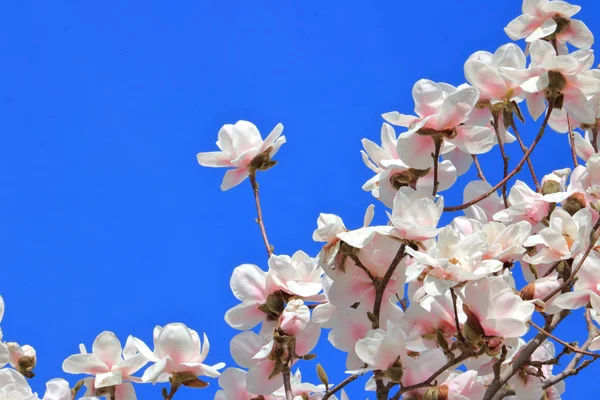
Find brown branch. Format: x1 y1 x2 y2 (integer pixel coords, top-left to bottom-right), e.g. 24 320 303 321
450 288 465 342
492 114 509 207
472 155 488 183
372 245 407 329
567 115 579 168
528 321 600 359
483 311 568 400
445 105 554 212
592 125 599 153
509 121 541 192
282 367 293 400
249 172 273 257
349 254 377 282
322 373 361 400
432 138 442 196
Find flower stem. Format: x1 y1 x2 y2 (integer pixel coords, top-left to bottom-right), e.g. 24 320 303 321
249 171 273 257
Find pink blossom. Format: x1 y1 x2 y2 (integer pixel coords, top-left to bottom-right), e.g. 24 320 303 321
196 120 286 190
386 187 444 242
62 331 147 395
463 181 504 223
439 370 485 400
267 252 322 298
462 276 535 339
132 323 224 384
215 368 278 400
361 123 457 207
272 369 326 399
327 306 373 370
504 0 593 49
554 252 600 311
230 325 320 396
278 299 310 336
500 40 600 122
383 80 494 169
225 263 272 331
0 369 76 400
507 341 563 400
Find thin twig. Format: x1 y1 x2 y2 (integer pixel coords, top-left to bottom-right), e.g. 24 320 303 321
492 114 509 206
472 155 488 183
567 115 579 168
510 121 541 192
349 254 377 282
445 105 554 212
322 374 360 400
432 138 442 196
249 172 273 257
372 245 407 329
528 320 600 358
282 367 293 400
450 288 465 342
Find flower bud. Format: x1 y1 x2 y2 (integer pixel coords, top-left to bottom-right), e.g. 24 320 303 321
279 299 310 336
562 193 586 216
384 356 403 383
7 343 36 378
541 180 561 195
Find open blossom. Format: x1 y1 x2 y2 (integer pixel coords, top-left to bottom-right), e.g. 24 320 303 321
327 306 373 370
500 40 600 122
554 252 600 312
463 181 504 223
7 343 36 378
230 325 320 396
272 369 327 399
568 153 600 210
267 252 323 298
504 0 593 49
382 79 494 170
361 123 457 207
462 276 535 340
0 369 76 400
215 368 278 400
62 331 147 399
436 370 486 400
405 226 503 296
196 120 286 190
523 207 592 264
132 323 224 384
493 180 570 225
386 187 444 242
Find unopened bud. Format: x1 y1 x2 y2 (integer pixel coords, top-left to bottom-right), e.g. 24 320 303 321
542 180 561 195
562 193 586 215
520 282 536 301
384 357 403 383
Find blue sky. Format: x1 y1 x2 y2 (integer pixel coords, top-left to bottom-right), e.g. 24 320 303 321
0 1 599 399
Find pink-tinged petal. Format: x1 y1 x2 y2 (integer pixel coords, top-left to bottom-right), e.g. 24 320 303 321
526 18 557 43
464 60 507 100
382 112 419 127
541 1 581 18
220 168 250 191
484 317 531 338
539 56 579 74
468 50 494 65
548 108 569 133
563 19 594 49
196 151 233 167
418 160 457 193
230 264 268 303
396 132 435 169
521 74 550 94
42 379 73 400
230 332 267 368
452 125 495 155
573 131 594 161
131 337 156 362
231 121 262 153
526 92 547 121
200 333 210 362
216 124 234 153
94 371 123 388
435 87 479 129
442 148 471 176
362 138 389 167
119 354 147 377
261 123 284 151
412 79 445 118
114 382 137 400
504 14 539 41
295 322 321 356
141 357 169 383
589 335 600 351
554 291 591 310
155 324 197 364
493 43 527 69
268 136 286 159
328 273 374 308
522 0 545 14
92 332 122 368
246 360 282 396
62 354 109 375
563 90 596 124
530 40 556 66
225 302 265 330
